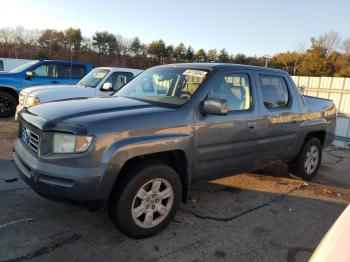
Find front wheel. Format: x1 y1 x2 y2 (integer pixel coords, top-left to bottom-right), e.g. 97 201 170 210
0 91 17 118
288 137 322 180
108 160 182 238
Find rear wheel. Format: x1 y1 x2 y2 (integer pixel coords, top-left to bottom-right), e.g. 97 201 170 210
108 160 182 238
288 137 322 180
0 91 17 118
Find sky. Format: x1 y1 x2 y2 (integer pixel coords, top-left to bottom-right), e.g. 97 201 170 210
2 0 350 56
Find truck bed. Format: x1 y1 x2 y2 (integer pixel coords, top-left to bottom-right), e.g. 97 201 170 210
303 95 335 113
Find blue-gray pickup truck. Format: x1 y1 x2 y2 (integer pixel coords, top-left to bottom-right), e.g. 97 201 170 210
14 63 336 238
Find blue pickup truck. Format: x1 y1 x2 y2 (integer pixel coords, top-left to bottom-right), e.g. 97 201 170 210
0 60 92 117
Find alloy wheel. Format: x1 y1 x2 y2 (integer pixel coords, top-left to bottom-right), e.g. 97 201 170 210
131 178 174 229
304 145 319 175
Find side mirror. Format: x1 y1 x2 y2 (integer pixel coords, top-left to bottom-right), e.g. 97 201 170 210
25 71 33 80
202 98 229 115
101 82 113 91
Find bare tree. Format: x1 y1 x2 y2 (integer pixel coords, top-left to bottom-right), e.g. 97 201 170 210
342 38 350 55
317 31 341 54
12 26 25 44
11 26 27 58
0 27 12 44
115 34 129 55
290 41 307 75
295 41 307 54
23 29 41 45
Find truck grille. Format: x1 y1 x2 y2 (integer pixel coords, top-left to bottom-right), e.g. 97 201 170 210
21 125 40 152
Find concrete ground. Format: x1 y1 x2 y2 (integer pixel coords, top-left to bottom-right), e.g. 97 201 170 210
1 119 350 262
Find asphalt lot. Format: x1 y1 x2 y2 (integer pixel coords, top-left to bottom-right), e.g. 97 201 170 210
1 119 350 262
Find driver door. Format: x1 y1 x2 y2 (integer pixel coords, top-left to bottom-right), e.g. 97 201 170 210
25 62 60 87
194 70 260 181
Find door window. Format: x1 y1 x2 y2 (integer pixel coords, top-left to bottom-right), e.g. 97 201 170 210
32 64 58 78
0 60 4 71
259 75 289 108
71 65 86 78
57 64 86 78
208 73 251 111
104 72 134 91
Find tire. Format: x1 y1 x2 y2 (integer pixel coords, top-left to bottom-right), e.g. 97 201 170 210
288 137 322 180
108 160 182 238
0 91 17 118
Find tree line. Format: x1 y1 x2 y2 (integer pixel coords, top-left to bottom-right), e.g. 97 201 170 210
0 26 350 77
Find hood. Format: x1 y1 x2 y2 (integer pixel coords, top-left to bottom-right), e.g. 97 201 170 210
21 84 76 95
0 71 15 78
26 96 172 124
22 85 96 103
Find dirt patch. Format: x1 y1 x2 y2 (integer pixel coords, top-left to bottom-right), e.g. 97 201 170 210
0 138 15 160
0 119 18 160
0 119 18 139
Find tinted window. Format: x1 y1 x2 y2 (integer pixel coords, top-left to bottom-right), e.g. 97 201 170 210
104 72 134 91
259 75 289 108
0 60 4 71
32 64 58 77
71 65 86 78
57 65 70 78
208 73 251 111
57 65 86 78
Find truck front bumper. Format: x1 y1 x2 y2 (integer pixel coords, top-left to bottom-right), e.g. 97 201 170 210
13 139 117 206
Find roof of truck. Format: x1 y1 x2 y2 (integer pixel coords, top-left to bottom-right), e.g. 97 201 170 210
156 63 287 74
38 59 90 65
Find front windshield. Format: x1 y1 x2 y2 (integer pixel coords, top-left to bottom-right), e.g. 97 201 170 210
10 61 38 73
116 67 209 106
77 68 109 88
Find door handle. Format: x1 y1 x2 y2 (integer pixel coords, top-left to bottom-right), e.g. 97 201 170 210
248 122 256 129
51 81 59 84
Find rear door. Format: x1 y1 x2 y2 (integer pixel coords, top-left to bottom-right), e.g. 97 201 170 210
57 64 87 84
254 72 300 167
194 70 260 181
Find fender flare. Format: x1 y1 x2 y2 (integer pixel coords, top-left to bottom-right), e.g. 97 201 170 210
292 118 328 158
0 85 19 99
100 133 194 200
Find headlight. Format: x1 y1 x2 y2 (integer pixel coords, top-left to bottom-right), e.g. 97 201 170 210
19 93 26 105
26 96 40 106
52 133 93 153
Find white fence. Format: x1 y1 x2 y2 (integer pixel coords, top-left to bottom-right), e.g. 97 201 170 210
291 76 350 148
